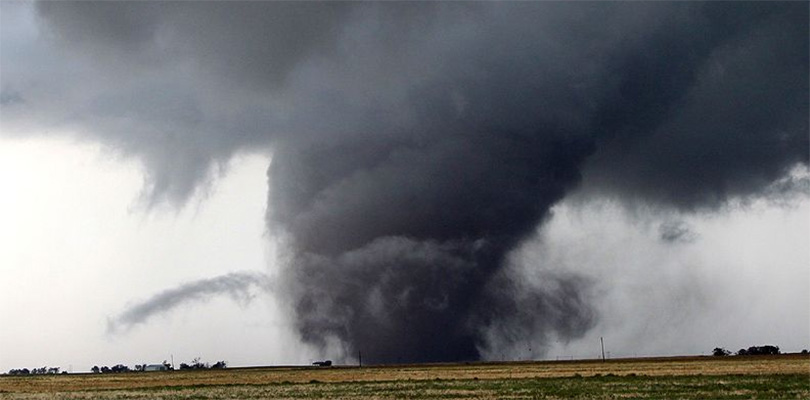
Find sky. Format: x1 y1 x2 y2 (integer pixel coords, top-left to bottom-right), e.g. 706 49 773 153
0 137 315 371
0 1 808 371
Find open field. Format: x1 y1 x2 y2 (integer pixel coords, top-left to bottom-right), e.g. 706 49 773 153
1 354 808 399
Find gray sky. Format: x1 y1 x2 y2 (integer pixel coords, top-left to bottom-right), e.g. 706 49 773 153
1 1 807 370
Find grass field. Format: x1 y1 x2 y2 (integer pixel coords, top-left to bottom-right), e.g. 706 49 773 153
1 354 808 399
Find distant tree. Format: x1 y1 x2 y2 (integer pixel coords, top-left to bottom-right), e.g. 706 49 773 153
162 360 173 370
100 366 111 373
737 345 780 356
712 347 731 357
190 357 207 369
176 358 220 370
801 349 808 355
47 367 60 374
8 368 31 375
91 366 100 374
747 345 779 355
135 364 145 372
111 364 129 373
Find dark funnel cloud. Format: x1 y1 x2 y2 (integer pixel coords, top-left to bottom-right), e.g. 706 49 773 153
8 1 807 363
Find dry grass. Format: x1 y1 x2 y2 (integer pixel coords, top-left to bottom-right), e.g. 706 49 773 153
1 354 808 399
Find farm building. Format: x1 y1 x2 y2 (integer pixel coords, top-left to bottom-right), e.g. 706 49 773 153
144 364 168 372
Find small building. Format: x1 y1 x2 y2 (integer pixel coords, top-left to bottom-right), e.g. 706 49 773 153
144 364 168 372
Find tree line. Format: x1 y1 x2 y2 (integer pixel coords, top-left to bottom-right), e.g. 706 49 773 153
6 358 226 375
7 367 63 375
177 357 227 370
90 358 226 373
712 345 801 356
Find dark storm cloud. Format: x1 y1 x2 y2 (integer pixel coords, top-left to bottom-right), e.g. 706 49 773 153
761 166 810 207
35 1 352 84
107 272 270 335
7 1 807 363
580 3 809 211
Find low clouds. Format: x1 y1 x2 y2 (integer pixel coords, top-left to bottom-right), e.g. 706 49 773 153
2 1 806 363
659 221 698 244
0 90 23 106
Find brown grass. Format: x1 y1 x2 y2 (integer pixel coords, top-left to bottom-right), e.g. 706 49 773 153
1 353 807 394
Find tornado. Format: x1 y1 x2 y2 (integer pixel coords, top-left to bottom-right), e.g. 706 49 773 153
14 1 807 363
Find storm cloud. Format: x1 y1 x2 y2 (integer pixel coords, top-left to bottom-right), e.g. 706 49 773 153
3 1 806 363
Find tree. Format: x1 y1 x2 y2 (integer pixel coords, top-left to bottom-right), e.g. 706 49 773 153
712 347 731 356
211 361 227 369
746 345 779 355
737 345 780 356
111 364 129 373
190 357 207 369
91 366 100 374
8 368 31 375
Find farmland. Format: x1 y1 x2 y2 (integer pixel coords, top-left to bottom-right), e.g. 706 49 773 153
1 354 808 399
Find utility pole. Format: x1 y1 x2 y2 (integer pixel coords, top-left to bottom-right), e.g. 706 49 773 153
359 351 362 368
600 337 606 362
